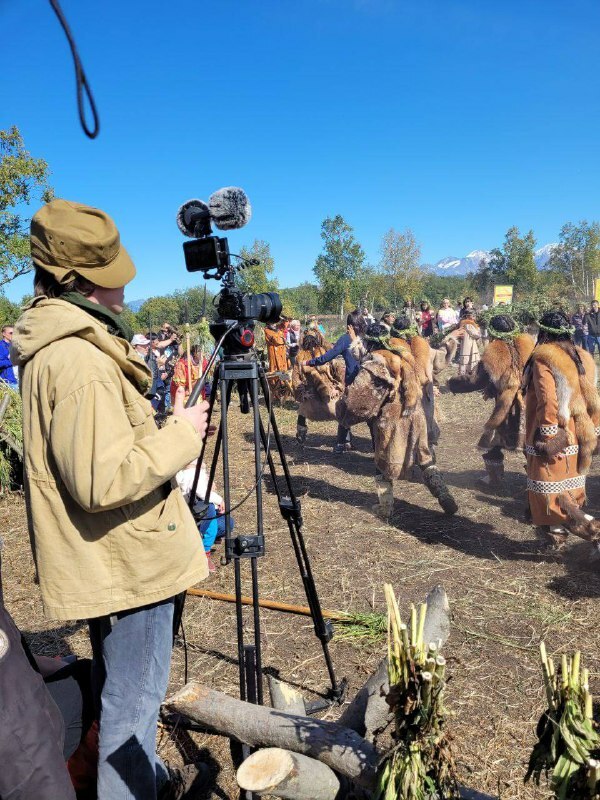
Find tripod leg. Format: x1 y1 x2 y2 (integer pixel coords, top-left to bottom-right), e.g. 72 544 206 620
255 370 344 702
249 377 264 705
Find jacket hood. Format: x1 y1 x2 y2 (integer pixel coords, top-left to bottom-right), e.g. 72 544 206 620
12 297 151 392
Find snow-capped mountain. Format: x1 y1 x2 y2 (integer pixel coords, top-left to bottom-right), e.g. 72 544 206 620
427 244 558 276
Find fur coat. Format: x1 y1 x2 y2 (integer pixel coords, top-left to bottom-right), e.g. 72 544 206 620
337 348 432 480
524 342 600 528
292 342 345 421
390 334 440 447
448 334 535 451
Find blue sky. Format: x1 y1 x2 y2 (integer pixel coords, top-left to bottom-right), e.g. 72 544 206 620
2 0 599 304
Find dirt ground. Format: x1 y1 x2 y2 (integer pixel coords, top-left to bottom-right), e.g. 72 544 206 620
3 385 600 799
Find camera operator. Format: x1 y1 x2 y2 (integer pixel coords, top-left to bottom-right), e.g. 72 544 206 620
12 199 211 800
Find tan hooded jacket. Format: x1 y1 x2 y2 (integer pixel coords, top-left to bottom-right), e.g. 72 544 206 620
12 298 208 620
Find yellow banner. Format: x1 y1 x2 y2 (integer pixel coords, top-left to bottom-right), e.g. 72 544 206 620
493 285 513 306
595 279 600 302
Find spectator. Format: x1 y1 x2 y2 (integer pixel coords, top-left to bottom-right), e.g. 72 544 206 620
436 298 459 332
403 299 417 325
308 315 326 336
286 319 301 366
0 324 17 386
177 460 234 573
571 303 587 349
360 306 375 326
584 300 600 356
171 344 207 404
459 297 475 320
146 334 168 411
416 301 434 337
300 309 366 455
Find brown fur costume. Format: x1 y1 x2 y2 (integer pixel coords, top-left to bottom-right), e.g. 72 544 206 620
292 334 345 422
337 349 431 480
525 342 600 534
524 343 599 475
391 334 440 446
448 334 535 451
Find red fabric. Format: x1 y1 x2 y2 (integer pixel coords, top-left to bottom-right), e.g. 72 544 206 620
67 720 98 793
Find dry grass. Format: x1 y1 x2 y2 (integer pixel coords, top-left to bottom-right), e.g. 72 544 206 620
3 387 600 798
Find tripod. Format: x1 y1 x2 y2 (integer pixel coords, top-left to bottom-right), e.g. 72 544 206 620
189 342 346 709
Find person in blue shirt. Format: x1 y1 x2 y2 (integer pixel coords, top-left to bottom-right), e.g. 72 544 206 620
300 309 366 454
0 324 17 386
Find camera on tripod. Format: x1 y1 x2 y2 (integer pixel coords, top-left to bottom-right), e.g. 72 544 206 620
176 187 282 338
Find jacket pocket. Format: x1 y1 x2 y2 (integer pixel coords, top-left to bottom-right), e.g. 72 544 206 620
124 396 154 427
126 485 181 533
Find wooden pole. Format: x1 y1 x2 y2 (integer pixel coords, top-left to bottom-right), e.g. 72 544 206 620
185 323 192 395
186 587 346 620
237 748 340 800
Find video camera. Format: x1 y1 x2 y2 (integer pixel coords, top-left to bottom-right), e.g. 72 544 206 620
176 188 282 346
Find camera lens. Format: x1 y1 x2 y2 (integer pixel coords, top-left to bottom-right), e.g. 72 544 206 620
245 292 282 324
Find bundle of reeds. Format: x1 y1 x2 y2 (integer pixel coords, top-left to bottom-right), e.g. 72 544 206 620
375 583 459 800
526 641 600 799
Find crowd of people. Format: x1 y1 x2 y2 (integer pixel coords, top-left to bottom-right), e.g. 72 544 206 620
3 195 600 800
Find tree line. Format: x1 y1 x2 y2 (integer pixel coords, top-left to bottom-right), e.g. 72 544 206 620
2 125 599 331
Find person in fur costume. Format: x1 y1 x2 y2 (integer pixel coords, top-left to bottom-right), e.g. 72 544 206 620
522 310 600 547
389 315 440 451
292 329 345 445
447 314 535 490
337 323 458 520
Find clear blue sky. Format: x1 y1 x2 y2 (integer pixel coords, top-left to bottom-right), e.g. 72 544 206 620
2 0 599 304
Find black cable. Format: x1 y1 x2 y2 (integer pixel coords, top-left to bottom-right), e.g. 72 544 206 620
49 0 100 139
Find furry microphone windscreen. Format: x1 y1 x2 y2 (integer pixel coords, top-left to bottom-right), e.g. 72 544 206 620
208 187 252 230
176 199 210 237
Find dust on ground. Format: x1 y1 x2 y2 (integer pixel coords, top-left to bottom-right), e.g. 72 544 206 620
3 387 600 799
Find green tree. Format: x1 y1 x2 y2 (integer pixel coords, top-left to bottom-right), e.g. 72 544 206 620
487 226 537 296
237 239 278 295
547 221 600 301
119 305 139 334
278 282 321 317
378 228 424 307
173 286 215 323
421 274 472 308
313 215 365 313
0 126 53 286
137 296 180 332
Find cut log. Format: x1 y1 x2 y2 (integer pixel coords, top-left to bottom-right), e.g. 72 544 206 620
237 748 340 799
164 682 378 790
268 677 306 716
422 584 451 648
338 657 388 740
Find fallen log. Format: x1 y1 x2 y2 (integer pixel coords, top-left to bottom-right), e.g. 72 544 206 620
268 676 306 716
164 682 378 790
237 748 340 800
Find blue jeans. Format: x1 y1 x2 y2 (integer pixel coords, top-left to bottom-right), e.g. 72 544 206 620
88 598 175 800
199 502 234 552
587 335 600 355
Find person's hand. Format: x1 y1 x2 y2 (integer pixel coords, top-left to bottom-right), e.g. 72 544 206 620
172 386 208 438
161 372 167 380
217 501 225 514
347 325 357 341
